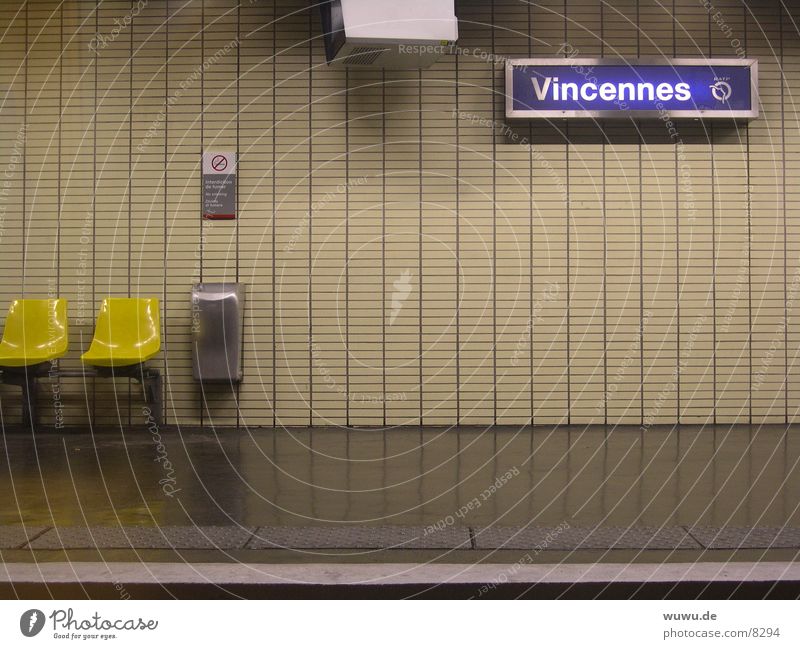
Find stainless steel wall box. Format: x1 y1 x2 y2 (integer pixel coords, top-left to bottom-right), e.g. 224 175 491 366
191 283 245 383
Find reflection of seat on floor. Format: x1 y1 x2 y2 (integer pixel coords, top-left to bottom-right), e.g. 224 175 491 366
81 297 161 367
0 298 69 428
81 297 163 424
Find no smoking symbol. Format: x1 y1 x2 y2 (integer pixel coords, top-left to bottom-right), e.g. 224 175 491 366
211 155 228 172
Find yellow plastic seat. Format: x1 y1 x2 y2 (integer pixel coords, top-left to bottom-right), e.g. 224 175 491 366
81 298 161 368
0 299 69 367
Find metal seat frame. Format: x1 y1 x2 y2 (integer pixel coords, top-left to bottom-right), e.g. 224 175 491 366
0 363 162 429
0 295 163 429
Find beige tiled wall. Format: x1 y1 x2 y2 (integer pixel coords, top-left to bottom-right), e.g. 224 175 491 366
0 0 798 427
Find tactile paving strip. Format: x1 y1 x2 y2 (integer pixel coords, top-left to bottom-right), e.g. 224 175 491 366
19 524 800 551
26 526 255 550
688 527 800 549
247 525 471 550
473 525 701 550
0 526 48 549
473 526 568 551
577 526 700 550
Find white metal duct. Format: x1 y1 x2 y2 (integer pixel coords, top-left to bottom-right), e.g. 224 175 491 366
320 0 458 69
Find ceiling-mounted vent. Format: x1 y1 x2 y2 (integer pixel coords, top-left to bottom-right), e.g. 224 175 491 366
320 0 458 70
343 47 387 66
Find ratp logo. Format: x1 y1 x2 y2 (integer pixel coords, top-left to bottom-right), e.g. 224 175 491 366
20 609 45 637
710 79 732 102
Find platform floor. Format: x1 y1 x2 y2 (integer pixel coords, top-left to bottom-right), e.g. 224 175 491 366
1 424 799 548
2 424 799 527
0 424 798 551
2 424 799 596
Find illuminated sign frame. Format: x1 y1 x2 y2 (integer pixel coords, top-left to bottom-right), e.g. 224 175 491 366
505 57 758 120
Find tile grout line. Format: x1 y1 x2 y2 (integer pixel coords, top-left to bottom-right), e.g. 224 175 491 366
128 0 132 299
745 6 752 424
563 0 570 426
638 0 644 426
492 0 497 424
673 0 680 423
709 11 717 426
235 0 241 428
307 11 313 427
58 2 63 301
345 65 350 426
162 0 168 426
781 3 788 423
199 0 205 430
419 68 423 426
271 2 277 428
455 52 461 425
128 0 134 426
601 2 607 426
528 1 533 426
382 69 386 427
21 0 27 293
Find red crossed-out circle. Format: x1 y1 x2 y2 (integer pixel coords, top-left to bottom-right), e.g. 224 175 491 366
211 155 228 172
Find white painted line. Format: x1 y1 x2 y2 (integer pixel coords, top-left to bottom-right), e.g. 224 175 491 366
2 562 800 586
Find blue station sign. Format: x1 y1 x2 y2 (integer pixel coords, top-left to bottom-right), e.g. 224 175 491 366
506 58 758 120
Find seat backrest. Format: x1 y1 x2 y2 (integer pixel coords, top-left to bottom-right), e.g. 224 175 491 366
92 297 161 355
1 299 68 355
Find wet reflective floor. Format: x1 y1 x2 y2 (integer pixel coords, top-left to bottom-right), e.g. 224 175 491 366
1 424 798 530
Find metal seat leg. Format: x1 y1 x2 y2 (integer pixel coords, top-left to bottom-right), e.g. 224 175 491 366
143 369 162 426
20 373 38 430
